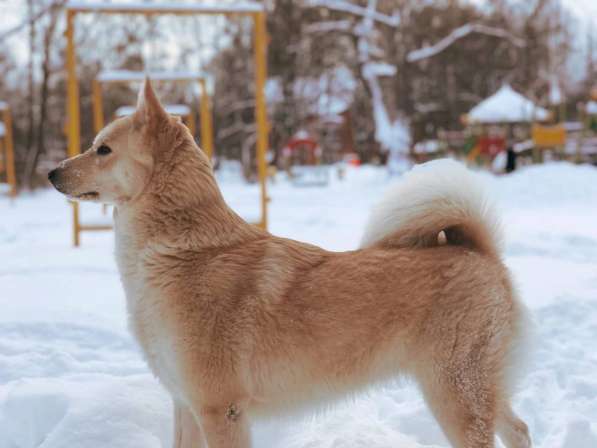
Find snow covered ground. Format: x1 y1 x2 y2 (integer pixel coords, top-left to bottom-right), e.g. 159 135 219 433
1 161 597 448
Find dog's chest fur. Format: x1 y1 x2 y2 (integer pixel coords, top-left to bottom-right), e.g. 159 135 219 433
114 216 185 399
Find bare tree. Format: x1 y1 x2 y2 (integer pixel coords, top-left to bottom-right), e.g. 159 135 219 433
24 1 66 188
24 0 36 173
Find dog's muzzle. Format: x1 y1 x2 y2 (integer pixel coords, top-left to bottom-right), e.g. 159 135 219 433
48 168 67 193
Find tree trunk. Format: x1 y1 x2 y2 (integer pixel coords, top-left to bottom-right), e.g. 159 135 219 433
23 0 36 186
24 2 63 188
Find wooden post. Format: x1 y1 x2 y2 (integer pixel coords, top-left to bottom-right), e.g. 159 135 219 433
66 10 82 246
253 11 269 230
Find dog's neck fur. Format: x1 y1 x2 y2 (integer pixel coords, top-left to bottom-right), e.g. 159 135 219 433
115 124 265 254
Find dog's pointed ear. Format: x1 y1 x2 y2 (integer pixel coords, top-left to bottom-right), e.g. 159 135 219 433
133 77 168 127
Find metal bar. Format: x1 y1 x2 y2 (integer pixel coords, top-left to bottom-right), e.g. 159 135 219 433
187 109 196 137
97 70 203 83
2 108 17 197
65 11 80 158
66 2 263 16
91 79 104 133
66 10 82 246
72 202 80 246
199 78 214 160
253 11 269 230
79 224 113 231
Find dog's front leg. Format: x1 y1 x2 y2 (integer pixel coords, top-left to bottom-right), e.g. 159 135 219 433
173 402 206 448
194 400 251 448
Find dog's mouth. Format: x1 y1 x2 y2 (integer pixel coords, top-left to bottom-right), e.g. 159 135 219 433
71 191 100 201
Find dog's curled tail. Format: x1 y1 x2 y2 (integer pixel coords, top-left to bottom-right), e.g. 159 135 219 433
360 159 502 258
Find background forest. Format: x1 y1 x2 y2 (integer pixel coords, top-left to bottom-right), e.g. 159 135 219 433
0 0 594 187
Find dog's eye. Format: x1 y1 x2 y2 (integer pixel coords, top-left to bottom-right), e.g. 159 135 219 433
97 145 112 156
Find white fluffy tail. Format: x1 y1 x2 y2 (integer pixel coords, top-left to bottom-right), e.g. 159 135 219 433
360 159 503 258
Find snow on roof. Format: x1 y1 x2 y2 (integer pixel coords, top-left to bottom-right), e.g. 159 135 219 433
407 23 525 63
67 1 263 14
115 104 191 117
0 122 5 136
468 85 550 124
587 101 597 115
97 70 202 82
0 101 7 111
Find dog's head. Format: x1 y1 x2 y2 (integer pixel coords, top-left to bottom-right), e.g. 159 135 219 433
49 79 177 205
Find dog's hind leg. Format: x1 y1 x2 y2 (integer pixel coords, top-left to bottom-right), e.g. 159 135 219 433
496 404 531 448
173 403 205 448
415 363 498 448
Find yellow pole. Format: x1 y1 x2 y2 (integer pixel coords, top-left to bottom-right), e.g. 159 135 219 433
92 79 105 133
577 106 586 163
66 10 81 246
72 201 80 246
3 108 17 197
187 110 196 137
92 80 112 215
199 78 214 160
253 11 269 230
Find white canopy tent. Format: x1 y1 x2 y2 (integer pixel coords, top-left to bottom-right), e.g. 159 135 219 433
468 85 550 124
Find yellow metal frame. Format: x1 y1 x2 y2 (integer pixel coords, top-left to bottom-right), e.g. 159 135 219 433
91 72 214 145
65 2 269 246
0 103 17 198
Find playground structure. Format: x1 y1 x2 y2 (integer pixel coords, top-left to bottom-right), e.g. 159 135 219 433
64 1 269 246
92 70 214 152
0 101 17 197
462 85 555 166
282 129 329 186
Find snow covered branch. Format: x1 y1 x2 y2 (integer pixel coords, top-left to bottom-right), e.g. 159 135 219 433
303 20 352 33
406 23 526 63
306 0 400 27
362 62 396 79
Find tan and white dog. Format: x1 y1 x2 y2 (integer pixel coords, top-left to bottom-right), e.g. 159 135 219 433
49 80 531 448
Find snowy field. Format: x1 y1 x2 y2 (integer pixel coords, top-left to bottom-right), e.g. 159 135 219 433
1 161 597 448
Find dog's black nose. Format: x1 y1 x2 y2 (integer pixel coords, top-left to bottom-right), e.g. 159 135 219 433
48 169 58 183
